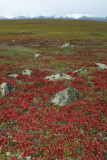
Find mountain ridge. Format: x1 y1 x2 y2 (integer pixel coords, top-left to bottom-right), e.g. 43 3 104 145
0 15 107 21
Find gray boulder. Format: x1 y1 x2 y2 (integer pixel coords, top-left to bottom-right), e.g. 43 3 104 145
0 82 13 96
51 87 80 106
22 69 32 76
95 63 107 69
60 43 73 49
45 73 74 81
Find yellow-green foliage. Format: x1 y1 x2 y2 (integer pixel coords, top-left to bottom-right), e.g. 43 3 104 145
0 46 36 57
0 19 107 41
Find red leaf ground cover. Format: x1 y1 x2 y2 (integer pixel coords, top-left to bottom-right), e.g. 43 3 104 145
0 39 107 159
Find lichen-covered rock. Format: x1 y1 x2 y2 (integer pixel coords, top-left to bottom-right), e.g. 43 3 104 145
60 43 73 49
95 63 107 69
0 82 13 97
51 87 80 106
35 53 41 58
45 73 74 81
22 69 32 76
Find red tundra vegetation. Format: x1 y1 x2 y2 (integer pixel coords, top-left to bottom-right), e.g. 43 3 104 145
0 19 107 160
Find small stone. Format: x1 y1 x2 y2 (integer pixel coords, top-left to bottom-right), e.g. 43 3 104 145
9 74 18 78
95 63 107 69
35 53 41 58
22 69 32 76
80 129 85 134
6 152 11 156
16 154 23 159
0 82 13 97
26 156 31 160
60 43 73 49
74 68 87 73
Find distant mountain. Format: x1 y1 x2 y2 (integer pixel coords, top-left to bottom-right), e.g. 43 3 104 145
78 16 107 21
0 15 107 21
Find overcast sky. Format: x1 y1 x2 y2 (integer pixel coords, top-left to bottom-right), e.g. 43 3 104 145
0 0 107 17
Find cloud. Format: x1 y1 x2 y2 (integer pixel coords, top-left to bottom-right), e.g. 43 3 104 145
0 0 107 17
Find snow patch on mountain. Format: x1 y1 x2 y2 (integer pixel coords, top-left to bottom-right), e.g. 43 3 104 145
0 14 107 21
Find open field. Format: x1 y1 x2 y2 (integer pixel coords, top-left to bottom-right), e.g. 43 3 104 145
0 19 107 41
0 19 107 160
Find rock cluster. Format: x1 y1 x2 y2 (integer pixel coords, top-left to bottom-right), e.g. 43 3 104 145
1 67 82 107
0 69 32 96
